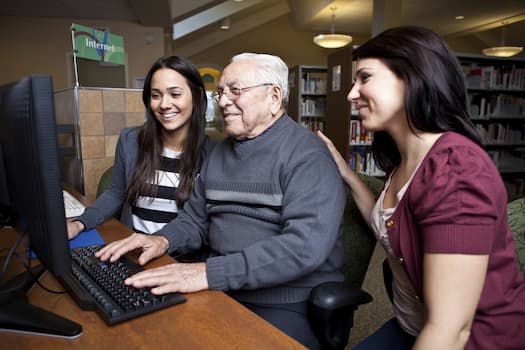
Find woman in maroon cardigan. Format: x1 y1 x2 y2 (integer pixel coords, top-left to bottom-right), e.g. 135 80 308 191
318 26 525 350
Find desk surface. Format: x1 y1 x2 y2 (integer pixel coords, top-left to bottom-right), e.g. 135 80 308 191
1 219 305 349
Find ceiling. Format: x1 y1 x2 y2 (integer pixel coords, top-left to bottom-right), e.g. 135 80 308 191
1 0 524 54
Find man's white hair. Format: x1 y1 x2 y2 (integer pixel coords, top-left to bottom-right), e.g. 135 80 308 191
231 52 289 107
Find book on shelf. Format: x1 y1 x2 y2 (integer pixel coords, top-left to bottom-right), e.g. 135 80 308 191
301 96 326 116
475 122 525 145
349 119 373 145
463 63 525 90
347 146 385 177
487 149 525 171
469 93 525 119
301 71 327 94
300 118 325 132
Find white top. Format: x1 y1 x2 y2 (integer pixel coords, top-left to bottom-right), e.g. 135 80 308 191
370 165 427 336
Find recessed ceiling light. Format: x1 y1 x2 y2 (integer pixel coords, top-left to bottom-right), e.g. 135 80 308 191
455 15 465 20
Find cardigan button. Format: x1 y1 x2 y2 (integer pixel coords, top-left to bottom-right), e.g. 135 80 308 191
386 219 394 228
398 257 404 264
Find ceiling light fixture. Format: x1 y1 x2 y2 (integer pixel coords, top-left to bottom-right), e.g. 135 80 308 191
313 7 352 49
482 22 523 57
220 17 230 30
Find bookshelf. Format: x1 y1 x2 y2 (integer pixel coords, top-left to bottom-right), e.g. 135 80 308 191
324 47 384 177
288 65 327 132
348 118 385 177
459 53 525 200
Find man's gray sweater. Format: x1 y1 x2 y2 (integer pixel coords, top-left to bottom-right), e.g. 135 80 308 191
158 115 346 304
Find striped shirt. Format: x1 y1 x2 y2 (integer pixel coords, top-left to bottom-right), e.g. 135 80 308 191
132 148 181 234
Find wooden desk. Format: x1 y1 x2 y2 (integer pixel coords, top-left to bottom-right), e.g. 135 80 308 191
1 220 305 349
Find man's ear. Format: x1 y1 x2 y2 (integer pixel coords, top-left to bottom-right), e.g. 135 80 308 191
269 85 283 115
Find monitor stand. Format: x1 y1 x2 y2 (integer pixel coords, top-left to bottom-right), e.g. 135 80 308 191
0 264 83 338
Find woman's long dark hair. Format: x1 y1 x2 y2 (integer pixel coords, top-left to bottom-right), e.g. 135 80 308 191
353 26 481 174
126 56 207 208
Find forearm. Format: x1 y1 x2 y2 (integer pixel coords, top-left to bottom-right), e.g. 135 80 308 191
418 253 487 350
414 322 471 350
156 179 209 255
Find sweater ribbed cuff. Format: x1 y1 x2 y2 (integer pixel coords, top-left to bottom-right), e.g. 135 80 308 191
205 256 227 291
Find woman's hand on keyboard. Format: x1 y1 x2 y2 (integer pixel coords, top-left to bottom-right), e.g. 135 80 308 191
95 232 169 265
67 219 85 240
124 262 209 294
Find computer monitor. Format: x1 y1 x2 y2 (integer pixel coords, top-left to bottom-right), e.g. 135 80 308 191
0 75 82 338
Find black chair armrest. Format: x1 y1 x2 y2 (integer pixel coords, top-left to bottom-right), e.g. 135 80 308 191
310 281 373 310
308 282 373 350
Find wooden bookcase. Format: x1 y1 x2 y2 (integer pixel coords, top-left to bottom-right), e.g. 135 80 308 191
459 52 525 199
288 65 327 132
324 47 384 177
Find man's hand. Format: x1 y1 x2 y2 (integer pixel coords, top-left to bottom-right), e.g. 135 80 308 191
95 232 169 265
125 262 209 294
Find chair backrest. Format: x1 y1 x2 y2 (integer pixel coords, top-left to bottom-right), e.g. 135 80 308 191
508 197 525 274
341 174 384 287
96 166 114 199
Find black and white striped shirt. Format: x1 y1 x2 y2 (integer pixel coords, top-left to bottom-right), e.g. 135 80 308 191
132 148 181 234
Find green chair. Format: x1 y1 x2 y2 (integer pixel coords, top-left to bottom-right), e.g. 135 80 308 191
508 197 525 273
308 174 384 350
96 166 114 199
95 165 122 220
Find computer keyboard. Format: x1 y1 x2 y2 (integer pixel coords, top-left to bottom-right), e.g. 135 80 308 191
63 190 86 218
69 244 186 325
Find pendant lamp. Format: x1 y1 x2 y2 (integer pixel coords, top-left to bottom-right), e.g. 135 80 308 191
482 22 522 57
313 7 352 49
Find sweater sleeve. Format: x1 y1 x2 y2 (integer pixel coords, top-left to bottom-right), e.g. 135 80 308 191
409 141 506 254
156 167 210 254
76 129 130 230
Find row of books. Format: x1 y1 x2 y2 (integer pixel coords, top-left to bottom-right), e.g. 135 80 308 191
475 123 525 145
349 119 374 145
301 72 327 94
347 147 385 177
463 64 525 90
300 118 325 132
300 96 326 116
487 150 525 170
469 93 525 118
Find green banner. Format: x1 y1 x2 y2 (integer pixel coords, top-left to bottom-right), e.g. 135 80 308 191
72 23 125 65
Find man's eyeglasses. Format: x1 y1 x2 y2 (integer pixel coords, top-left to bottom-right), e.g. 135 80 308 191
211 83 273 103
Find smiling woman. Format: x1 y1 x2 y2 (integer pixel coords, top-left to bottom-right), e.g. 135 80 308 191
67 56 215 263
318 26 525 350
149 67 194 142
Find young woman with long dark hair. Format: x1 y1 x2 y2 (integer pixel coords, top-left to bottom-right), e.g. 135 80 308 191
68 56 214 260
318 26 525 350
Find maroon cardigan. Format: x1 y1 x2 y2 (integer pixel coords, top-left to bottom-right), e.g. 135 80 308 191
385 132 525 349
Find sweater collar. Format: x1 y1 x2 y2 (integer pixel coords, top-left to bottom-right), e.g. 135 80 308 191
231 114 289 157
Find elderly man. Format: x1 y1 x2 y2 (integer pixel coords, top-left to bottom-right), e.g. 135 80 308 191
96 53 346 349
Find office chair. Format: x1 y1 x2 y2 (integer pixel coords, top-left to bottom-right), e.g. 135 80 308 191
309 174 384 350
96 166 114 198
95 165 123 220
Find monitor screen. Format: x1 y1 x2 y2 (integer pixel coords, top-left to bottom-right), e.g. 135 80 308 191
0 75 70 277
0 75 82 337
